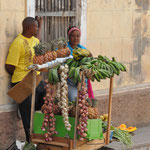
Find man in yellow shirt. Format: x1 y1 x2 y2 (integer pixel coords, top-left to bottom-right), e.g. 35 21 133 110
5 17 45 144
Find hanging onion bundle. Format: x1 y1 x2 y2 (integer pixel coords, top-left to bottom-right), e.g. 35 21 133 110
77 76 89 140
41 80 58 141
58 64 71 131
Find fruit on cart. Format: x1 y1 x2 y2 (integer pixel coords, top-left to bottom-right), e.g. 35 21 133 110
100 113 108 121
127 126 137 132
117 124 137 132
73 48 91 60
56 38 71 58
87 98 99 119
48 65 60 85
33 43 46 64
117 124 127 130
44 42 57 63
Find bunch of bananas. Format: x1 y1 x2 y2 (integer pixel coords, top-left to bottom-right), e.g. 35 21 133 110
68 67 81 84
72 48 91 60
79 56 126 82
48 65 60 84
65 57 93 84
65 55 126 83
98 55 126 75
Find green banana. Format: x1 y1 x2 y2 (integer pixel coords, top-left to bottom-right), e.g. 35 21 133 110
109 63 118 75
91 59 98 64
66 58 74 65
99 69 111 78
111 61 120 71
98 55 104 60
97 69 105 79
94 73 101 82
69 59 76 69
48 69 53 84
117 62 126 72
52 68 59 83
82 61 91 65
69 67 75 78
74 60 79 67
103 56 111 63
73 67 80 82
79 57 88 65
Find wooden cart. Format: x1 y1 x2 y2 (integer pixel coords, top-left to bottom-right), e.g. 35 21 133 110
30 70 114 150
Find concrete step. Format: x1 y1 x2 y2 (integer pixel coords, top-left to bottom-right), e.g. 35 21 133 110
99 125 150 150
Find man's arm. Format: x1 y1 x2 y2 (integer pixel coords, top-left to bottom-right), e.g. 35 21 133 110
5 64 15 75
35 16 43 41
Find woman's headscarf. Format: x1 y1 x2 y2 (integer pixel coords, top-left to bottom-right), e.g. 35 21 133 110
68 27 81 37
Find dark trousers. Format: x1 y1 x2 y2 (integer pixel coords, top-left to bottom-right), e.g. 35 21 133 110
11 81 46 142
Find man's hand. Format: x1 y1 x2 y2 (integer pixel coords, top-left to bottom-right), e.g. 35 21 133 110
35 16 43 28
35 16 43 40
5 64 15 75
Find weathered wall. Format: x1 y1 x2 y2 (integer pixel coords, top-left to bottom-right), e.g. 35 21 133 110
0 0 26 148
86 0 150 92
0 0 25 108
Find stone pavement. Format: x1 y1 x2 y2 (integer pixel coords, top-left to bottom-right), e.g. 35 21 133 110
99 125 150 150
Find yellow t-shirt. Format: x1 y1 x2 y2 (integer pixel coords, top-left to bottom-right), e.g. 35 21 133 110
6 34 39 83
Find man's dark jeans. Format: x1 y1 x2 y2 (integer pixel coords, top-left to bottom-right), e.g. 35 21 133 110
11 81 46 142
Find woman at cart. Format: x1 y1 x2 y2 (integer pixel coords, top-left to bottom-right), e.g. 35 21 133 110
67 26 94 101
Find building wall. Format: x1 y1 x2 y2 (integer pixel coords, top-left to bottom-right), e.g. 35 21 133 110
86 0 150 93
0 0 26 110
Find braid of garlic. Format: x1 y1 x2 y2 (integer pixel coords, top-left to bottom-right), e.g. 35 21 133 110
59 64 71 131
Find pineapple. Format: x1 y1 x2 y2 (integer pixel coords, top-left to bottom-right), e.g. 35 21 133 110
33 43 46 65
44 42 57 63
56 38 71 58
87 98 99 119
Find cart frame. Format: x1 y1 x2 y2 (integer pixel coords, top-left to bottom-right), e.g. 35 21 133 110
30 70 114 150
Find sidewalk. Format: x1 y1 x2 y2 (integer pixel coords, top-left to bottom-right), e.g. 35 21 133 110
100 125 150 150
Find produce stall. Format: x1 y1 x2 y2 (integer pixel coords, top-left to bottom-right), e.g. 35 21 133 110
28 39 127 150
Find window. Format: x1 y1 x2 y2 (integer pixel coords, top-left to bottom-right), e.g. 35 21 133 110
35 0 81 42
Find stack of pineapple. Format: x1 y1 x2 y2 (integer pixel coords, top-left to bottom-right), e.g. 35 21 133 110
56 38 70 58
33 42 57 65
33 38 71 65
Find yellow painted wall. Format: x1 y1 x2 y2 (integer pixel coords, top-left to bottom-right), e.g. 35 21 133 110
86 0 150 91
0 0 26 105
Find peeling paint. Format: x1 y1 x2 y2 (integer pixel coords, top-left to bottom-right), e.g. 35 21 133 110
131 10 150 83
129 61 144 83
